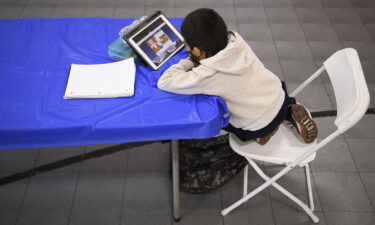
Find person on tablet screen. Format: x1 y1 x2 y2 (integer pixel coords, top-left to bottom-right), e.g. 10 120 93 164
158 8 318 145
143 29 179 65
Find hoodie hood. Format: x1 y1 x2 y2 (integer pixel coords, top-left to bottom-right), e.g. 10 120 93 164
199 31 255 75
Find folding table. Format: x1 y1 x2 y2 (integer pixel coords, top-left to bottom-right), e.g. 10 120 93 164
0 18 229 221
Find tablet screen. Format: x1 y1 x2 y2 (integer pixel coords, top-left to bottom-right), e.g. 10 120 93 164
126 13 184 70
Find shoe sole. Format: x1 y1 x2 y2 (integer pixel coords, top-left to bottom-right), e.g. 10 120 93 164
291 104 318 143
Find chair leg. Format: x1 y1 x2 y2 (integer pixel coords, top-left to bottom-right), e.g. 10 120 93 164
221 159 319 223
305 164 314 211
248 159 319 223
243 164 248 197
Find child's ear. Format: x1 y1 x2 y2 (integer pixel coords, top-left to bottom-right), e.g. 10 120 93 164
192 47 202 57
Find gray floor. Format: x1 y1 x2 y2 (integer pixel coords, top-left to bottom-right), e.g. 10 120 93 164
1 0 375 224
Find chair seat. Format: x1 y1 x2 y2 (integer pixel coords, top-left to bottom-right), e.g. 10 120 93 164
229 122 317 166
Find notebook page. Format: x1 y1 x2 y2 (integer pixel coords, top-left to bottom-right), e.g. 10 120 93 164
64 58 136 99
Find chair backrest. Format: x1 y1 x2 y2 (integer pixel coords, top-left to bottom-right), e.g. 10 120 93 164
323 48 370 133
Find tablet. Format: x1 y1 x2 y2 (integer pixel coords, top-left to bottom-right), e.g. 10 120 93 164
124 11 185 70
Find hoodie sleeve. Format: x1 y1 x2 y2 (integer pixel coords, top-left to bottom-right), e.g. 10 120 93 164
157 58 205 95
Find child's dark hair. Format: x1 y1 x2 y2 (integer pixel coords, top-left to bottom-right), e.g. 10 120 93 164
181 8 228 56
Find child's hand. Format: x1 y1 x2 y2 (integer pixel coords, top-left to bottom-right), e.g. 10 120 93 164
188 57 200 68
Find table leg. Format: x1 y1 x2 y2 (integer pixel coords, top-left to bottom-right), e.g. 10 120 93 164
171 140 180 222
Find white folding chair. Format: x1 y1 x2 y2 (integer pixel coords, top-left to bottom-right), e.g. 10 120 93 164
221 48 370 223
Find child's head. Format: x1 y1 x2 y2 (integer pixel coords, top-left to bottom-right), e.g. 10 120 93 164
181 8 228 60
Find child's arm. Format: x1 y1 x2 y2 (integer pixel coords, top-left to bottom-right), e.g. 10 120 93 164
157 58 205 95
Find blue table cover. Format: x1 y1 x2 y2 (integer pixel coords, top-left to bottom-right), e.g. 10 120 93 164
0 18 229 150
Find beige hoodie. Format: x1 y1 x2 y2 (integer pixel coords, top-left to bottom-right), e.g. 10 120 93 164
157 31 285 131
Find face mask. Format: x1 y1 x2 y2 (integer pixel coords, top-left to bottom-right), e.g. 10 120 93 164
187 48 202 65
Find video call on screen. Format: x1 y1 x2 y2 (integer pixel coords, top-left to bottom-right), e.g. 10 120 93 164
134 17 183 66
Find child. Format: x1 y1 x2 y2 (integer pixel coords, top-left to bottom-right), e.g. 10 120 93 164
158 8 318 145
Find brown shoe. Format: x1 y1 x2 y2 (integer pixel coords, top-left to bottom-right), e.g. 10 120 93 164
291 104 318 143
256 126 279 145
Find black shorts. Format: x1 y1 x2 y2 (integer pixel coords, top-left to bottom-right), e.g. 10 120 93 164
223 81 296 142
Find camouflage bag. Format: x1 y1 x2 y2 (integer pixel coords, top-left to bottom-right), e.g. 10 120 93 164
179 134 247 193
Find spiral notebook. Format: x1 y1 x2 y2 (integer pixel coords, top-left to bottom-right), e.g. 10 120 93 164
64 58 136 99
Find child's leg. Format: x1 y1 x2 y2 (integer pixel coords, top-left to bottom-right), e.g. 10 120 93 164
223 81 292 144
256 126 279 145
222 114 282 144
